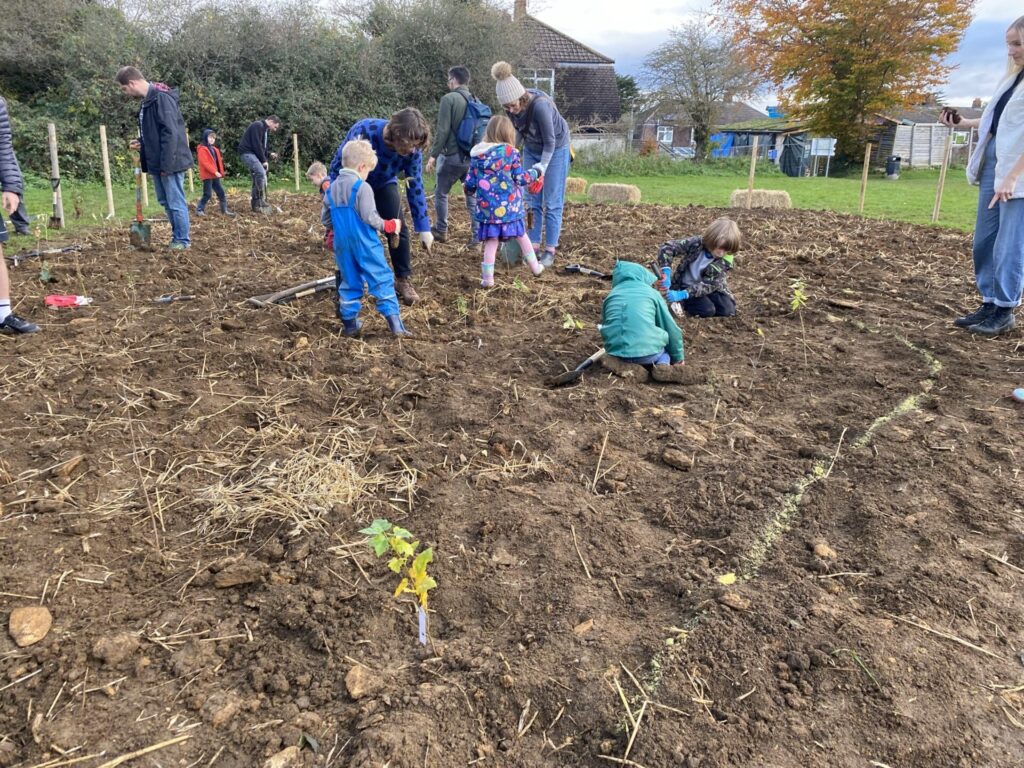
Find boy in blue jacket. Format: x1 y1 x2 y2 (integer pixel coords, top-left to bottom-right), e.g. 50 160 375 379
321 140 409 337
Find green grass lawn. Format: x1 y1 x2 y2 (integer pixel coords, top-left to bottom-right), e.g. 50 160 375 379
567 167 980 231
2 166 980 249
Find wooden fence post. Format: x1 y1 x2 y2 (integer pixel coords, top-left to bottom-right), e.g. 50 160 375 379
188 168 195 195
932 133 954 223
99 125 115 220
293 133 301 192
858 142 872 215
746 136 759 209
47 123 65 229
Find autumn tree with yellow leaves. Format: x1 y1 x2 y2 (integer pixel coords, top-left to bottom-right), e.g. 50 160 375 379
714 0 974 156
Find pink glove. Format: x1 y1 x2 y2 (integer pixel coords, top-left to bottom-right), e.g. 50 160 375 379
527 175 545 195
383 219 401 235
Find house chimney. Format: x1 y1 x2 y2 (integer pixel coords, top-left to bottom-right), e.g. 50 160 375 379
972 97 982 109
514 0 527 21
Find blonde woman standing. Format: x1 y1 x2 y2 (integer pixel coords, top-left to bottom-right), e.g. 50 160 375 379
943 15 1024 336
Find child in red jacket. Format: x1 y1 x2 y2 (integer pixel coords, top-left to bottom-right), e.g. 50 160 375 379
196 128 234 216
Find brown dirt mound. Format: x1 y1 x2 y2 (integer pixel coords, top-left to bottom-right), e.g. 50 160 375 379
1 193 1022 768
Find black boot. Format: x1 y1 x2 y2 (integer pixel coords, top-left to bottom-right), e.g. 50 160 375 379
953 302 994 328
220 201 236 217
385 314 411 337
968 306 1015 336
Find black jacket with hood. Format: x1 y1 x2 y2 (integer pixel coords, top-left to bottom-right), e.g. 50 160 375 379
138 82 193 175
237 120 272 164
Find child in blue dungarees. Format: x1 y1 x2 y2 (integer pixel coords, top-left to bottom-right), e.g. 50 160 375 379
321 139 409 337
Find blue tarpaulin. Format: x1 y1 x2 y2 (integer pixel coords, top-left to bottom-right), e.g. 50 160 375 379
709 132 733 158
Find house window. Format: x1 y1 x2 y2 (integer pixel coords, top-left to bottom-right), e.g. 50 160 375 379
657 126 674 144
520 68 555 96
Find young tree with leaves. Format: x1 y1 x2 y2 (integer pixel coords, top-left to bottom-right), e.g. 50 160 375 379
643 21 759 160
714 0 973 156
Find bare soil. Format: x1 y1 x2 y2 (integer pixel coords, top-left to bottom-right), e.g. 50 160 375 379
1 194 1023 768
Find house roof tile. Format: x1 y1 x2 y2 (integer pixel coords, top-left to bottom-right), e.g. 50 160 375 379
520 15 614 67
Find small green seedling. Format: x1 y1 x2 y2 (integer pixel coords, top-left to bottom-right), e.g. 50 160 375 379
360 518 437 615
455 295 469 317
790 279 809 366
562 313 584 331
511 277 529 293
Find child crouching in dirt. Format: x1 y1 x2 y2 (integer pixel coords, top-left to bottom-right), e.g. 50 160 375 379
462 115 544 287
306 161 332 249
600 261 684 368
320 140 410 337
656 217 741 318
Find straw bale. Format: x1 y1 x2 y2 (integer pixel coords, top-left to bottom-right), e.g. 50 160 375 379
729 189 792 209
565 177 588 195
588 183 641 204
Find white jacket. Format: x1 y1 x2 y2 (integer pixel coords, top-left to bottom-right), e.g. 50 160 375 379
967 69 1024 197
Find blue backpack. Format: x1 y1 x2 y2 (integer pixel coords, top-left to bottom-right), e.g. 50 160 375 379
455 92 492 155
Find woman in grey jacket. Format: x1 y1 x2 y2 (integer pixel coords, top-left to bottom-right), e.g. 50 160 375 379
943 14 1024 336
0 97 39 334
493 61 571 267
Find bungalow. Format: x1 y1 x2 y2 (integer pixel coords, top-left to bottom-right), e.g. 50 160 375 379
635 100 767 155
513 1 621 127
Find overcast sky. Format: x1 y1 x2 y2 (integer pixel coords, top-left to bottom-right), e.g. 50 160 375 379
523 0 1020 108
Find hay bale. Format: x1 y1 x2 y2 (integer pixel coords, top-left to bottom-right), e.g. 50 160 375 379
588 183 641 204
565 176 588 195
729 189 792 209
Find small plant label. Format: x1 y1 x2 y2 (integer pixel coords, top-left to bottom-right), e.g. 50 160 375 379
417 606 428 645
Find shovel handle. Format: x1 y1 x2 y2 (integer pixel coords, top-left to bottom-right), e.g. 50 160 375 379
575 348 606 373
133 154 144 223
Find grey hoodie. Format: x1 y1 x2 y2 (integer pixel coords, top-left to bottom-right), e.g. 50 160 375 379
320 169 387 233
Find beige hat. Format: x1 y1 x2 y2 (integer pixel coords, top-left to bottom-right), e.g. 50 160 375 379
492 61 526 105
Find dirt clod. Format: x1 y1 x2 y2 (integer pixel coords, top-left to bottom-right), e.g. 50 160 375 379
91 633 141 666
8 606 52 647
263 746 301 768
662 448 693 471
345 665 382 700
600 355 649 380
812 541 838 560
213 559 269 588
718 592 751 611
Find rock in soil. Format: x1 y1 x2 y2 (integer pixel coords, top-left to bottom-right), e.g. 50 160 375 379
9 606 52 647
92 633 141 666
662 448 693 471
345 665 383 700
263 746 301 768
213 558 269 588
718 592 751 611
600 355 649 380
812 541 838 560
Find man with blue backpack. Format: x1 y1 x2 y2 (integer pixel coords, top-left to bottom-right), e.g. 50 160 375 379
425 66 490 247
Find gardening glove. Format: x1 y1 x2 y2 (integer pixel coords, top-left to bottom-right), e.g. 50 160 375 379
532 162 547 176
420 231 434 250
667 289 689 303
383 219 401 235
527 175 545 195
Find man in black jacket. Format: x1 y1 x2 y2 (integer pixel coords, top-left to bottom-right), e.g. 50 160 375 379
238 116 281 213
0 97 39 333
116 66 193 250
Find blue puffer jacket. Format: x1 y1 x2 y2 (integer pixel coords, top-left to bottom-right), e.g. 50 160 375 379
0 97 24 197
327 118 430 233
137 83 193 175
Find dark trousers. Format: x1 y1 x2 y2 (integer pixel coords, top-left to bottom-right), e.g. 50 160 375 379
374 183 411 278
197 179 226 211
683 291 736 317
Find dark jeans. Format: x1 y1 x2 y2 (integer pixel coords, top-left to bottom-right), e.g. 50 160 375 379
7 200 29 233
434 153 475 236
374 183 411 278
197 179 226 211
683 291 736 317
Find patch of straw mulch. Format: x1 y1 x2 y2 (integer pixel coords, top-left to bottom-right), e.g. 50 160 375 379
197 424 416 538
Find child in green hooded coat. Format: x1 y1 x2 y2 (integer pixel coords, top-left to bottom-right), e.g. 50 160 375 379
600 261 684 367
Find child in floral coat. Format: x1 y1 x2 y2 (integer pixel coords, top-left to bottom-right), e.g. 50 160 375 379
463 115 544 287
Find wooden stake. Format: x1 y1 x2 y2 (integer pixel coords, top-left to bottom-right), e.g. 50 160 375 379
858 142 872 214
293 132 301 191
99 125 115 219
188 167 195 195
47 123 65 229
931 133 954 223
746 136 759 209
